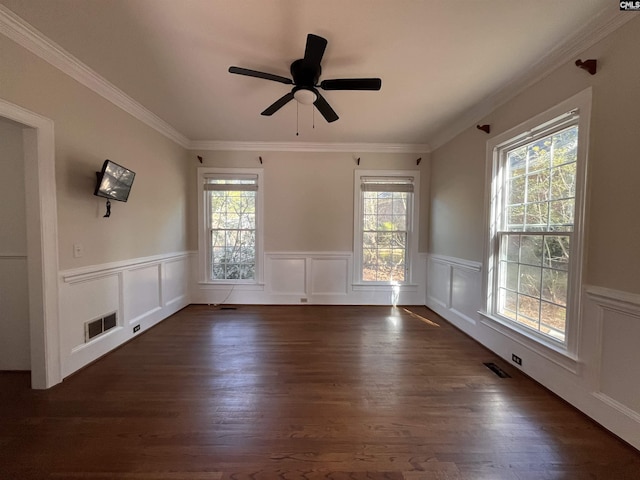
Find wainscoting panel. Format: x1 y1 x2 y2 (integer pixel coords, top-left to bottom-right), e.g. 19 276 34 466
310 256 349 296
427 254 481 317
599 309 640 413
268 255 307 296
586 286 640 424
426 257 451 309
59 252 192 378
450 264 482 325
59 273 121 349
164 257 189 307
124 264 161 324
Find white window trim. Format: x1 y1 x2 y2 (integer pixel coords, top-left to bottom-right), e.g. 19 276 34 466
197 167 264 285
480 88 592 361
353 169 420 286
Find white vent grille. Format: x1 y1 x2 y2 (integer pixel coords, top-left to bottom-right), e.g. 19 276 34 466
85 312 117 342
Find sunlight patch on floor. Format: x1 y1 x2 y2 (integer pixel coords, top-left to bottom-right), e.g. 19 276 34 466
402 307 440 327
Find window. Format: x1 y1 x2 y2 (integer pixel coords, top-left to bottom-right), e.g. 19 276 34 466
355 171 419 284
198 168 263 283
485 89 591 352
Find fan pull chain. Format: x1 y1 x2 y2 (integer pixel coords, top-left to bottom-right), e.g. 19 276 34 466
296 102 299 136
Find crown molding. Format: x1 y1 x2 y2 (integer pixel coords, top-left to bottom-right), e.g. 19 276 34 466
429 9 638 151
0 5 190 149
189 140 431 154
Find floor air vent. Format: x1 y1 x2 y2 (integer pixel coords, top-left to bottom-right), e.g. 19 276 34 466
85 312 117 342
484 362 511 378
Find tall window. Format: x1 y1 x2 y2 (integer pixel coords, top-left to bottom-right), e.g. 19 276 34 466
198 169 263 283
355 171 418 284
485 90 591 350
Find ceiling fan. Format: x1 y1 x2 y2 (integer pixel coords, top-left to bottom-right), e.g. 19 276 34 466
229 34 382 123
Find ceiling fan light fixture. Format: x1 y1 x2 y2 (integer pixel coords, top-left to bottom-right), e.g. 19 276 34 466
294 88 317 105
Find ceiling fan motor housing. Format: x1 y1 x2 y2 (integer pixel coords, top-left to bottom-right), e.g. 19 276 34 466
291 58 321 87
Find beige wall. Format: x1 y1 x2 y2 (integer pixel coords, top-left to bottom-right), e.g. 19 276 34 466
429 16 640 294
428 126 486 261
190 150 431 253
0 35 191 270
0 117 27 253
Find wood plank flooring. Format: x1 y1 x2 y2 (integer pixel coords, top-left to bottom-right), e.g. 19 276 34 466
1 305 639 479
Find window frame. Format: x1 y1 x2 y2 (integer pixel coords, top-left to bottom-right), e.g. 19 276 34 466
482 88 591 360
353 169 420 285
197 167 264 285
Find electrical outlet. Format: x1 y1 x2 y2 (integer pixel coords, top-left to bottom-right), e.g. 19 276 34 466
133 325 140 333
512 354 522 366
300 298 308 303
73 243 84 258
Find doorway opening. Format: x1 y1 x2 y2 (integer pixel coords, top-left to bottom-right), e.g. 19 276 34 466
0 99 61 389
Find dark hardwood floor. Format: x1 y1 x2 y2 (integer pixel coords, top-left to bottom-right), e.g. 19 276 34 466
1 305 639 479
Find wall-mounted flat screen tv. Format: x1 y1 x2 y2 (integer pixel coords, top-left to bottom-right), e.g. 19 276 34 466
94 160 135 202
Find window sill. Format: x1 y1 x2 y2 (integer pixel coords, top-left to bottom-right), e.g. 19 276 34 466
197 282 265 290
478 310 580 374
352 283 418 291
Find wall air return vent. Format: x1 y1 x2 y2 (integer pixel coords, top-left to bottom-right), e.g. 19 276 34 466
85 312 117 342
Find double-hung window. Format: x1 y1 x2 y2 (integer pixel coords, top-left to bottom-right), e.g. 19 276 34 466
355 171 419 284
484 89 591 352
198 168 263 283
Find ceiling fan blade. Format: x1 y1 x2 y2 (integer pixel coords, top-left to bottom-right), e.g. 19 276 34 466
229 66 293 85
304 34 328 68
320 78 382 91
261 92 295 116
313 91 339 123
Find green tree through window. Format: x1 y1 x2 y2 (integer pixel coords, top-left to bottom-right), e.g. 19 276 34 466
206 176 257 281
358 175 415 283
362 191 408 281
497 125 578 342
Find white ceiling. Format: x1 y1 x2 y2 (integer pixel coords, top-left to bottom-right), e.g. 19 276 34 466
0 0 616 148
